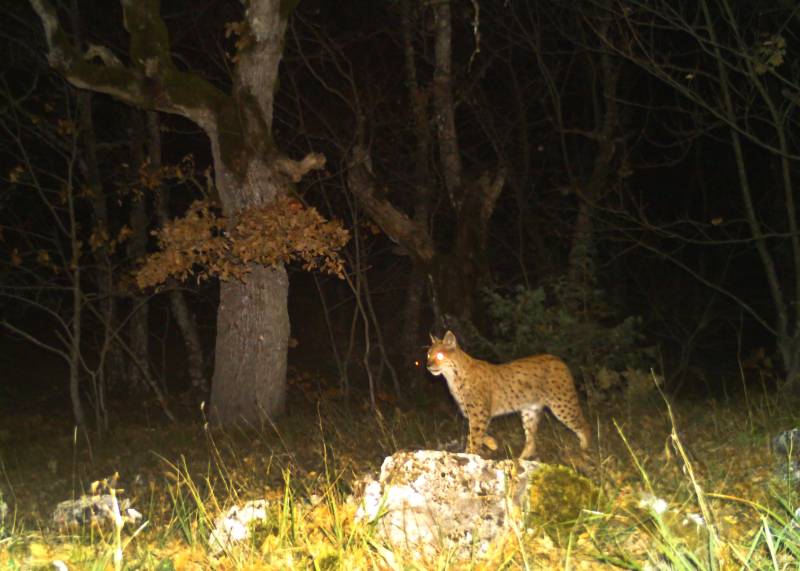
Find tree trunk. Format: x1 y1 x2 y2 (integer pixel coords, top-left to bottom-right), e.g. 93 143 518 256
400 0 434 374
204 0 295 423
127 198 151 389
432 0 463 205
777 334 800 392
75 89 127 389
147 112 208 394
68 0 128 395
68 183 86 427
567 200 596 310
210 265 289 423
427 169 505 325
128 110 151 391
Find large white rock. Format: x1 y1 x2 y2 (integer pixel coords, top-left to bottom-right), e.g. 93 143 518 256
355 450 539 559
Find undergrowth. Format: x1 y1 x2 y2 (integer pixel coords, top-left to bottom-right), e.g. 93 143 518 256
0 378 798 570
465 282 658 406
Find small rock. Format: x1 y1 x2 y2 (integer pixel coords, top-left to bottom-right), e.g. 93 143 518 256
773 428 800 458
355 450 539 559
773 428 800 484
638 492 669 515
53 494 141 529
208 499 270 554
682 512 706 528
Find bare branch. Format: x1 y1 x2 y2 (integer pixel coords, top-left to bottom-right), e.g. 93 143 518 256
2 320 71 362
346 144 435 263
274 152 326 183
28 0 229 130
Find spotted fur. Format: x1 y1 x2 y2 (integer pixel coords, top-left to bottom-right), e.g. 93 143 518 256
427 330 590 459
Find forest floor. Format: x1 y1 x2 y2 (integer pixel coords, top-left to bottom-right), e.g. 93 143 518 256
0 369 798 569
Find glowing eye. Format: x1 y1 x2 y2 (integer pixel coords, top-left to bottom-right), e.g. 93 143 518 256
436 352 445 361
414 360 420 367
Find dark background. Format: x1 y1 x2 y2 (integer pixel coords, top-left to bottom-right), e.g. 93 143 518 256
1 0 795 425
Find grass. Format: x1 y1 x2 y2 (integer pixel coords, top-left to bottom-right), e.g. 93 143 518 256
0 374 798 570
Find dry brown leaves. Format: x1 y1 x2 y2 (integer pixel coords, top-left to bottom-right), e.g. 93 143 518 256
136 197 349 289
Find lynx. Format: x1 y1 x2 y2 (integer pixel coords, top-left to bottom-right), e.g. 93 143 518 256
427 330 590 459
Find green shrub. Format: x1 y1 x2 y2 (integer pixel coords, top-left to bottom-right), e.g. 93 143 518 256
474 279 657 400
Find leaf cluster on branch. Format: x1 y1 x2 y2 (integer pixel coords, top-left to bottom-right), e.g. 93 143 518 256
136 197 349 289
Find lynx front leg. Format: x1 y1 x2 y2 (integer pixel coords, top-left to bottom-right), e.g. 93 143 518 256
465 405 490 455
520 405 543 459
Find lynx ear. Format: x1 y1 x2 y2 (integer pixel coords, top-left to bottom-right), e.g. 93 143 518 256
443 330 457 348
429 332 440 344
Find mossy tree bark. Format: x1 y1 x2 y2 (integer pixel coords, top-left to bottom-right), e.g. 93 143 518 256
29 0 314 424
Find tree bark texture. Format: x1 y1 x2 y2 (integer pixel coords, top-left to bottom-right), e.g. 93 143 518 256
211 265 289 424
432 0 463 204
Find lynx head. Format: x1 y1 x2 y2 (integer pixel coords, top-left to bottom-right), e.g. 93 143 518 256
426 330 459 376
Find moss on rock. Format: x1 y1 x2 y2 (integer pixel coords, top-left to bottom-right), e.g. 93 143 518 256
526 464 599 529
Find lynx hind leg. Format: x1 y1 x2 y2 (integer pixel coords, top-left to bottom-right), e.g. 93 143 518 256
520 406 543 459
466 406 490 455
572 421 591 451
551 401 591 450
